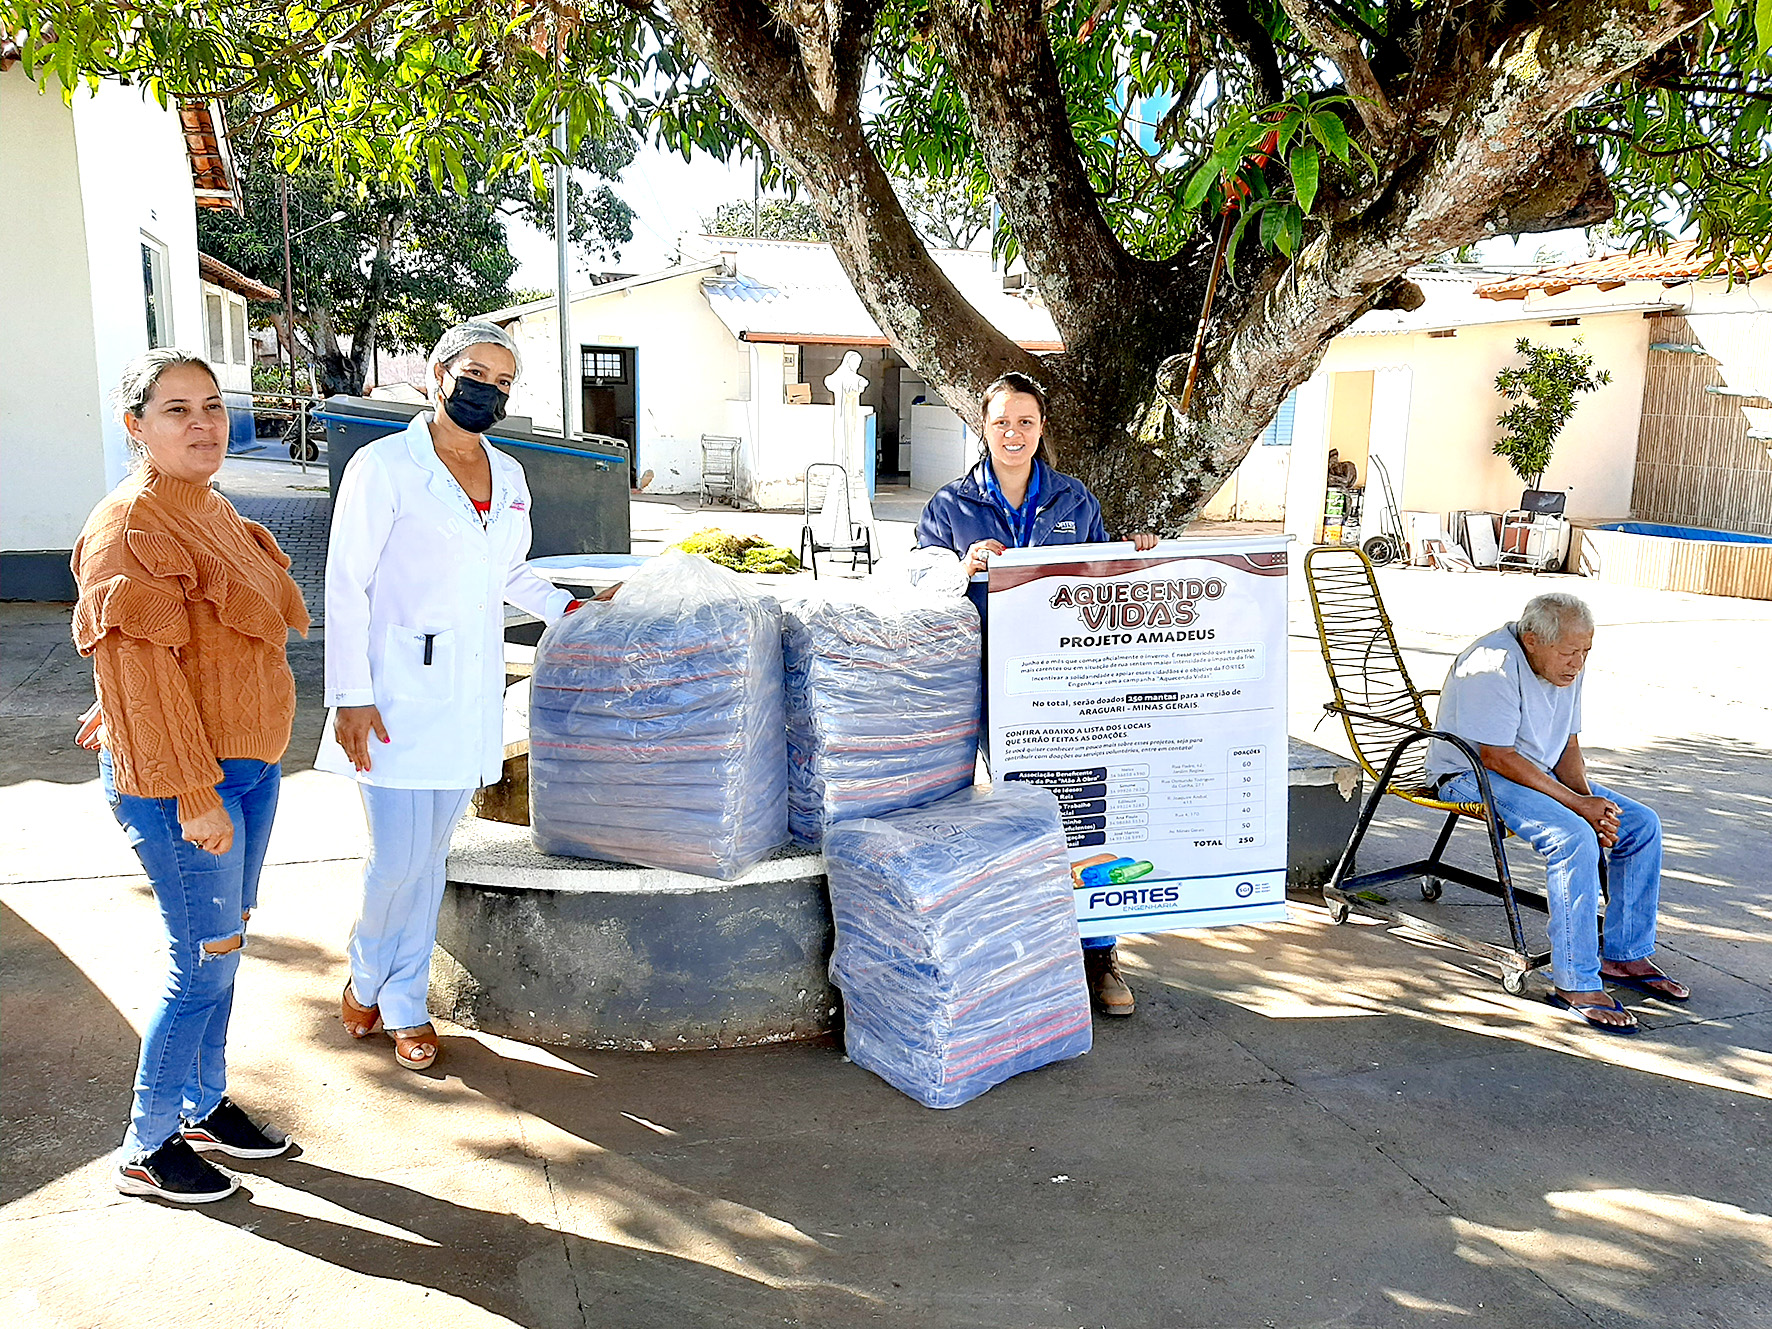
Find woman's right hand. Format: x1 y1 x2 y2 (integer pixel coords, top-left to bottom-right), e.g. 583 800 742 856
75 700 107 751
963 539 1007 576
181 805 235 857
336 705 390 773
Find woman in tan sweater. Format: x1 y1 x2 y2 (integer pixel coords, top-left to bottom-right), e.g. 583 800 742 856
72 350 309 1204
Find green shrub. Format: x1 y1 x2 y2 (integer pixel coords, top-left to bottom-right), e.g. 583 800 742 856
1492 337 1611 489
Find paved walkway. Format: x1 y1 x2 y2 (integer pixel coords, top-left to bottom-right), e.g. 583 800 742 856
218 456 332 628
4 545 1769 1327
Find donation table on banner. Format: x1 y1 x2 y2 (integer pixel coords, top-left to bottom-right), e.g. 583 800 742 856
986 536 1291 937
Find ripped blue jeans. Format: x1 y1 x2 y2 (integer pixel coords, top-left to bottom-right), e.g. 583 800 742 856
101 753 280 1156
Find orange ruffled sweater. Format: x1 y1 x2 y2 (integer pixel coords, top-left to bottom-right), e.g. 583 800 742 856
71 465 310 820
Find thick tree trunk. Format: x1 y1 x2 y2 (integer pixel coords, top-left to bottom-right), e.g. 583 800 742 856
665 0 1706 534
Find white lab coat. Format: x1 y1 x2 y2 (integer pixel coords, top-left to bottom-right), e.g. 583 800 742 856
316 412 572 788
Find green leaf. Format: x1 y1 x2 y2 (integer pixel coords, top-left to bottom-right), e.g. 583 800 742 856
1182 160 1218 210
1224 200 1263 274
1311 112 1350 163
1758 0 1772 55
1290 142 1320 215
1259 203 1284 252
441 141 469 195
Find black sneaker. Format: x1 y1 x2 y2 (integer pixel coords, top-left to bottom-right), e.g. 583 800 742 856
115 1135 240 1203
182 1097 291 1159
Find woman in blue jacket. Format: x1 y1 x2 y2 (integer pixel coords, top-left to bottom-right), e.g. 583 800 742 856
916 371 1155 1018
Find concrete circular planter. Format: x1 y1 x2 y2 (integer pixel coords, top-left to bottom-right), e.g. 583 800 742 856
432 818 837 1051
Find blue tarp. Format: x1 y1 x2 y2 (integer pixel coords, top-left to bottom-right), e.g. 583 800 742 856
1597 522 1772 545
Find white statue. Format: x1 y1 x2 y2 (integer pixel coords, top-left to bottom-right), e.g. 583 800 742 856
815 351 876 557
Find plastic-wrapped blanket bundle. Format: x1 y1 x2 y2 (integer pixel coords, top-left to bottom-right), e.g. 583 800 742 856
782 590 981 847
824 783 1092 1108
528 549 787 879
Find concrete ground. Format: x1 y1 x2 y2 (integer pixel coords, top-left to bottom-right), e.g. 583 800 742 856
3 489 1769 1328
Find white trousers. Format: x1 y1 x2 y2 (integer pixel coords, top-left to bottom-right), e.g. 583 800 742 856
348 786 475 1030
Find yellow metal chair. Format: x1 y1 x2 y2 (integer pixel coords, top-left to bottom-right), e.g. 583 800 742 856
1303 545 1570 994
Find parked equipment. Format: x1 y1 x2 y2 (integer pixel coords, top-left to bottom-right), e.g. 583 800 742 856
1359 456 1407 566
700 434 741 506
1498 489 1571 573
799 462 875 579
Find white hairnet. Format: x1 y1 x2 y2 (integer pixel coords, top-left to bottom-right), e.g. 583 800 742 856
426 321 523 397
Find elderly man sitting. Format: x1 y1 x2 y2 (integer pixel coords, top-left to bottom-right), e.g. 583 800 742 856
1424 592 1689 1033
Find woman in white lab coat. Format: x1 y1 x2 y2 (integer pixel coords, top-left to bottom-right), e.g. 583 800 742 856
318 321 577 1070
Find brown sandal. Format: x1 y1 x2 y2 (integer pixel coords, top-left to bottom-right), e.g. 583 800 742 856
341 982 382 1039
392 1024 438 1070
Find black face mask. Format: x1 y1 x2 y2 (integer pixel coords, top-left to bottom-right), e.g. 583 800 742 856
441 374 509 434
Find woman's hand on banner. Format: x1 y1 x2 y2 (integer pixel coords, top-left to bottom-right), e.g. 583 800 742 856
1131 532 1159 552
964 539 1007 575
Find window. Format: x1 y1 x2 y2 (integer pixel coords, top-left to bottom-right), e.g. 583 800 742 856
1259 388 1297 446
141 238 173 348
229 298 249 364
581 348 627 384
205 291 226 363
782 344 801 397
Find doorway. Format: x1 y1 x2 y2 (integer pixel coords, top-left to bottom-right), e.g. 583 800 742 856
581 345 638 483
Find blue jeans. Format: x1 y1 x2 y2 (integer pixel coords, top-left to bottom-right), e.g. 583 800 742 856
101 753 280 1155
348 786 475 1030
1440 771 1662 992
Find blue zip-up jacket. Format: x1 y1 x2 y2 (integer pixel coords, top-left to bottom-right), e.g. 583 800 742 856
916 460 1111 621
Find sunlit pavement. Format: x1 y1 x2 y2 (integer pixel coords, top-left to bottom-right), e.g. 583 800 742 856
3 551 1769 1327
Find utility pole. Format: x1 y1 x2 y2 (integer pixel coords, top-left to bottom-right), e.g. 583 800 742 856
554 115 572 441
279 175 295 398
752 158 760 237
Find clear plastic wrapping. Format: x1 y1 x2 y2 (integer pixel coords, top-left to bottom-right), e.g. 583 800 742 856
782 589 980 847
823 783 1092 1108
528 550 788 879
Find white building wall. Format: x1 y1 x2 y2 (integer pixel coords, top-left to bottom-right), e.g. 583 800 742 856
504 277 873 507
1204 307 1651 536
1 68 108 562
506 274 744 496
1321 313 1649 521
70 79 206 490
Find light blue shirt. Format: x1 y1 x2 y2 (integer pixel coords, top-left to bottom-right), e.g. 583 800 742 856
1424 625 1583 780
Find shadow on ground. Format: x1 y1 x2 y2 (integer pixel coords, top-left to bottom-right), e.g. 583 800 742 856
0 903 137 1204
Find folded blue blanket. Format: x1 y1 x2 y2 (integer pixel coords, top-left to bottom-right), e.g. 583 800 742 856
529 551 788 879
783 593 980 847
824 783 1092 1108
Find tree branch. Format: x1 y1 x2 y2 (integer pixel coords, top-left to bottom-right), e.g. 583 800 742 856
663 0 1032 413
769 1 888 115
1276 0 1398 144
1206 0 1284 105
1127 0 1708 530
927 0 1134 353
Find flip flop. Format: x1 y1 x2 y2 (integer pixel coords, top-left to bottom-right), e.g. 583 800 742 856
1546 992 1639 1035
1602 968 1691 1002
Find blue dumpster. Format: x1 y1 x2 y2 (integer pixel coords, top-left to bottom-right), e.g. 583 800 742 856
313 395 632 558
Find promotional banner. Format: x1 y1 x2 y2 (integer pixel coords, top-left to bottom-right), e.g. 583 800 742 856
987 537 1290 936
